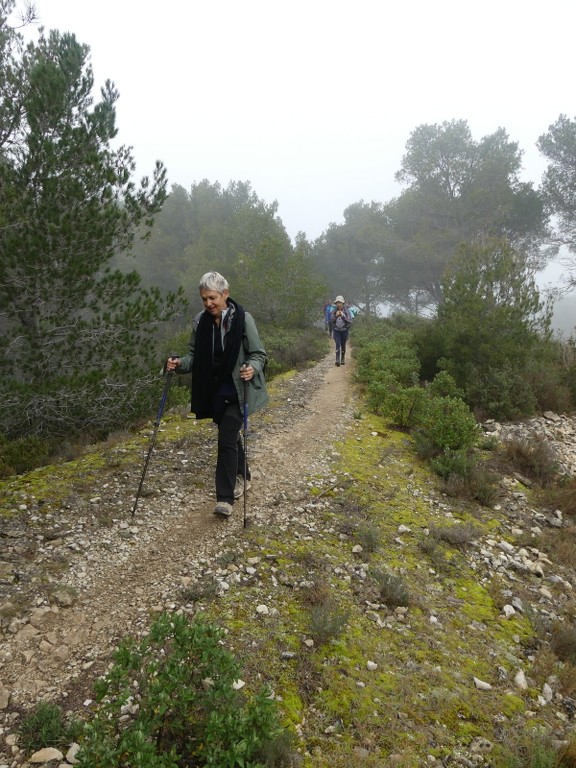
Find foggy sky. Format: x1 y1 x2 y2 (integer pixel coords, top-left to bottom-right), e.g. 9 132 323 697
27 0 576 247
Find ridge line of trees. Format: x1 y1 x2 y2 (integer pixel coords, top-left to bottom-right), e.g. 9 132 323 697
3 0 576 453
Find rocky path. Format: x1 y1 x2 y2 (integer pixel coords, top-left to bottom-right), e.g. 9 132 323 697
0 352 357 766
3 351 576 767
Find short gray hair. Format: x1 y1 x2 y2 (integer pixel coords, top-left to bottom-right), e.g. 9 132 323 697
198 271 229 293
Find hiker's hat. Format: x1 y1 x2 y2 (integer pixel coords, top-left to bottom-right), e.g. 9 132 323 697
334 295 345 303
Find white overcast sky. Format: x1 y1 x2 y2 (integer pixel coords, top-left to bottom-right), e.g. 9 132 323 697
28 0 576 250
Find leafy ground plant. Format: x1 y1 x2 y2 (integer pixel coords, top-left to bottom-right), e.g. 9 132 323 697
75 612 286 768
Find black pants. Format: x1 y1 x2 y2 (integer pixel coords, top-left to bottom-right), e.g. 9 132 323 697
213 402 249 504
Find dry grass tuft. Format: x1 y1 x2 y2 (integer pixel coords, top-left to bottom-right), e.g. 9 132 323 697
500 436 559 487
372 569 410 608
551 621 576 665
429 521 479 549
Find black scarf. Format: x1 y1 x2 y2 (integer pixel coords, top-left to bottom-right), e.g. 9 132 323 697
191 298 245 419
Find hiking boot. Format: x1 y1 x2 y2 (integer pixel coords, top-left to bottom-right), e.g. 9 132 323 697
234 476 251 499
214 501 233 518
341 355 346 365
335 356 340 366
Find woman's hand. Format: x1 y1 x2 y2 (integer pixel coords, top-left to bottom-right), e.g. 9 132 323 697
166 357 181 372
240 364 254 381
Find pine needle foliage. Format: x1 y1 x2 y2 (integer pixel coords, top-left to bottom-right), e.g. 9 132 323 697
0 8 185 439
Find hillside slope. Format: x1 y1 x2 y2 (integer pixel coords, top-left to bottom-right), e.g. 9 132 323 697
0 352 575 767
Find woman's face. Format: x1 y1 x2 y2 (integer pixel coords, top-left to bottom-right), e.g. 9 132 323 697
200 288 229 318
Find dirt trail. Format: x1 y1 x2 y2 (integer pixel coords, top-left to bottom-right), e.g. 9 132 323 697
0 351 357 739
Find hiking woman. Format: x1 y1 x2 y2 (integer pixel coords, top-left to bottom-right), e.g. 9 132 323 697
329 295 352 366
166 272 268 518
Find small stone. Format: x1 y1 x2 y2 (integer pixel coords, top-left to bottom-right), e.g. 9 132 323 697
29 747 64 762
66 742 81 764
514 669 528 690
542 682 553 702
0 687 10 710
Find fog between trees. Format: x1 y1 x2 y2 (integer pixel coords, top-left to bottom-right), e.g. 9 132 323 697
2 0 576 446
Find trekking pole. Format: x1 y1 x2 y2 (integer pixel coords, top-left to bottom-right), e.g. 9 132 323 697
242 376 249 528
131 367 174 517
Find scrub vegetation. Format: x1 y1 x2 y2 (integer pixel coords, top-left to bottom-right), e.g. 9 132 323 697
3 3 576 765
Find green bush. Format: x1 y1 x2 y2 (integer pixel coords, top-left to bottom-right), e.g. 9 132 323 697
463 364 538 421
75 612 285 768
355 331 420 388
258 325 328 376
0 433 52 477
428 448 476 480
426 370 464 399
364 372 397 414
355 325 424 427
379 385 428 429
420 396 479 453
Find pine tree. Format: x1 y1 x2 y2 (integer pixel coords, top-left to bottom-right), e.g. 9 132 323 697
0 14 185 438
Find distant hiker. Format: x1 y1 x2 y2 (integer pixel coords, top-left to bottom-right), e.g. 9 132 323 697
329 295 352 366
323 299 334 336
166 271 268 518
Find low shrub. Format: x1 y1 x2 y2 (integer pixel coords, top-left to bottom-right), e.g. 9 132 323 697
469 465 500 506
464 364 538 421
440 471 469 499
75 612 285 768
308 598 350 645
261 325 328 376
420 396 480 453
550 621 576 665
429 448 476 480
539 476 576 520
502 437 559 487
432 453 499 506
0 433 52 477
430 522 479 549
499 725 564 767
372 569 410 608
356 523 381 553
379 385 427 429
